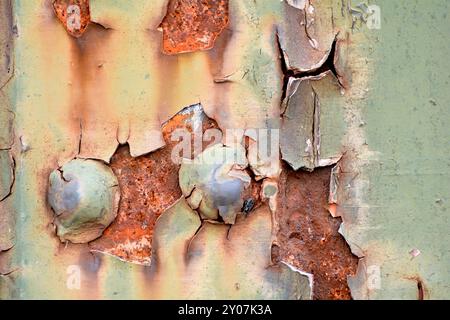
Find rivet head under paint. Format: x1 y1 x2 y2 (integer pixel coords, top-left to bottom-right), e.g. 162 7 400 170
47 159 120 243
179 143 250 224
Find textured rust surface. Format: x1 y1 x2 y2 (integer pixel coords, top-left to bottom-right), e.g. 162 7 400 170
53 0 90 37
274 165 358 300
160 0 229 55
90 107 219 264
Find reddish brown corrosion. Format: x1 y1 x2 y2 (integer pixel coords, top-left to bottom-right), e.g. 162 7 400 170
53 0 90 37
90 107 220 264
160 0 229 55
274 164 358 300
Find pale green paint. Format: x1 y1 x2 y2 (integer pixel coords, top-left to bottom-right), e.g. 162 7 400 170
346 0 450 299
179 143 249 223
0 151 13 201
48 159 119 243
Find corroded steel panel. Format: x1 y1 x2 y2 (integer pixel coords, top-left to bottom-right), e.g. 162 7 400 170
160 0 229 55
1 0 449 301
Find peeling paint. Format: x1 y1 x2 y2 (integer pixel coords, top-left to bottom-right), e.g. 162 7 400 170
90 104 219 265
2 0 449 301
277 0 336 74
281 72 344 171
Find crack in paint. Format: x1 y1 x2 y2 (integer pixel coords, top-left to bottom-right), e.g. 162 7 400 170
0 155 15 203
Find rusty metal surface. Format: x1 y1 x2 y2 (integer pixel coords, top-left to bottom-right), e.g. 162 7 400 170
0 0 352 300
160 0 229 55
275 164 358 300
2 0 449 300
53 0 91 37
90 105 218 265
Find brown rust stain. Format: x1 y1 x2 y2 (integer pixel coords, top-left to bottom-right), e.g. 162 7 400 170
206 27 232 79
69 23 108 124
274 164 358 300
90 106 220 264
159 0 229 55
53 0 90 38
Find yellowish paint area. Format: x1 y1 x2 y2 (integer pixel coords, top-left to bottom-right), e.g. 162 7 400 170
6 0 314 299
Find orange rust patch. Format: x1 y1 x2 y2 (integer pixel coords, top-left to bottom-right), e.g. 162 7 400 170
328 203 338 217
90 106 220 264
160 0 229 55
274 165 358 300
53 0 90 38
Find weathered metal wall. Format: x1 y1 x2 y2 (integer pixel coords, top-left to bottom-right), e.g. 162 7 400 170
0 0 449 299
